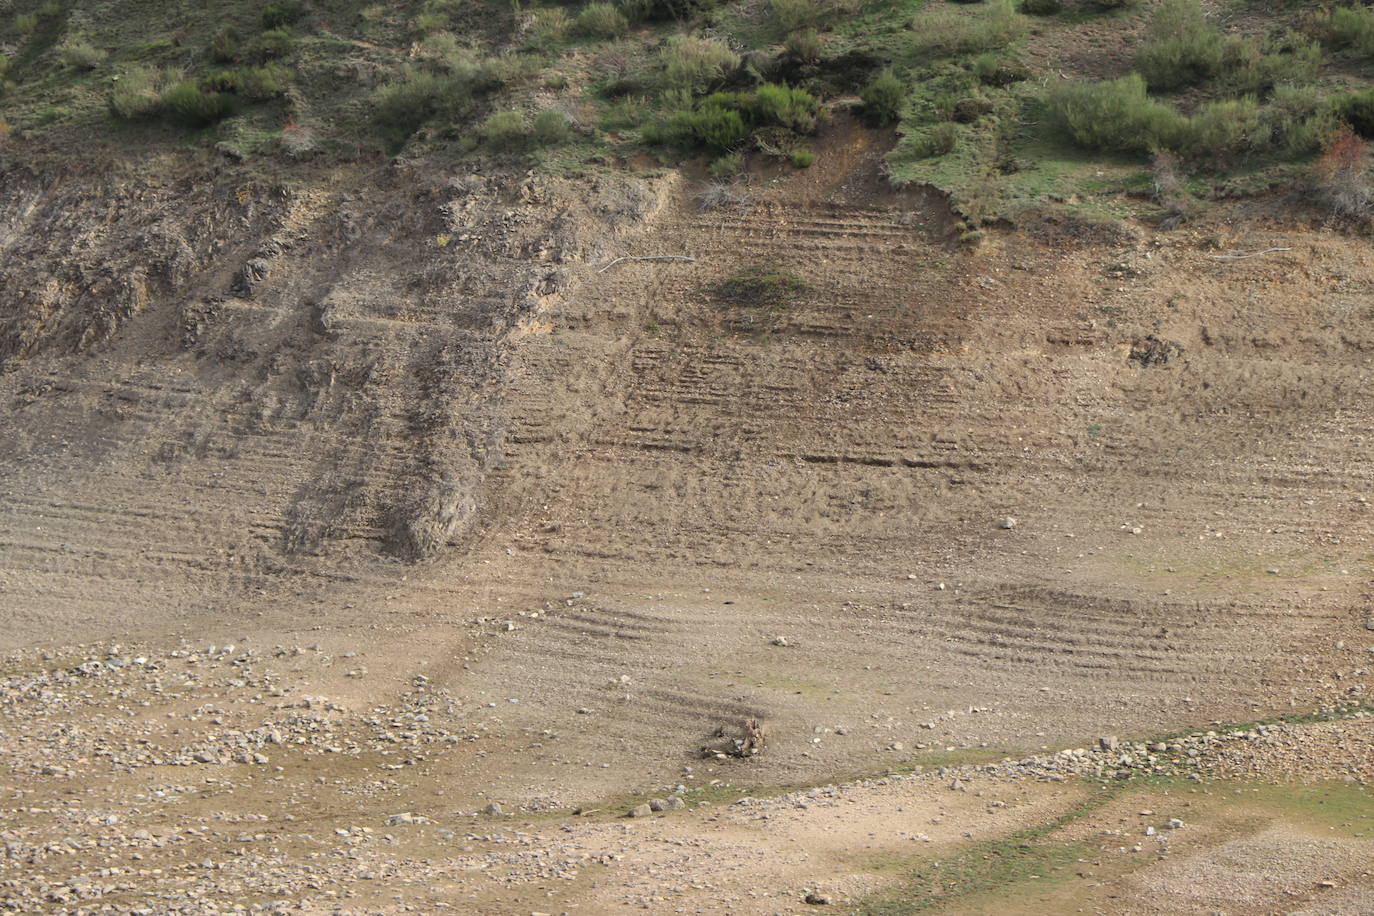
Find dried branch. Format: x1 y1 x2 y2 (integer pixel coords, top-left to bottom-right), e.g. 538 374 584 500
597 255 696 273
1207 247 1292 261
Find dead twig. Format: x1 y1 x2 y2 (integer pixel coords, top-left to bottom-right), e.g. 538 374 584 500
597 255 696 273
1206 247 1292 261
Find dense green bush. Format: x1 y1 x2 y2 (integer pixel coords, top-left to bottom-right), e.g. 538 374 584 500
1048 73 1181 152
752 83 819 132
1325 7 1374 56
576 3 629 39
1264 84 1338 156
860 70 904 126
660 35 739 94
664 105 749 150
1136 0 1223 91
784 28 823 63
253 29 296 61
650 84 818 152
1177 97 1262 167
1020 0 1061 14
161 81 236 127
532 108 573 144
1333 88 1374 138
790 148 816 167
204 65 290 101
1218 33 1319 96
373 70 462 141
261 1 305 30
480 110 530 149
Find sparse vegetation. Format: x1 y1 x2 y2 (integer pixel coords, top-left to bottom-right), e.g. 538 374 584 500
58 40 106 71
715 266 809 308
1315 126 1373 218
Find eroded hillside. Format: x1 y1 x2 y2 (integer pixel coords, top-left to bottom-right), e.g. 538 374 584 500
4 0 1374 913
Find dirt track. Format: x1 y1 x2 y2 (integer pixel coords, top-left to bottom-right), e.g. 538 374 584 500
2 125 1374 912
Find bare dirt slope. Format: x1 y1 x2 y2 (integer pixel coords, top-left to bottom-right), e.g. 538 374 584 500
2 126 1374 913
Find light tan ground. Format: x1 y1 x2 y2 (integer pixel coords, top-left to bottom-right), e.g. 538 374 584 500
2 122 1373 912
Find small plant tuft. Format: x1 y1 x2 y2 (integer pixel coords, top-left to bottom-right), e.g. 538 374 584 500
715 266 809 308
59 40 107 71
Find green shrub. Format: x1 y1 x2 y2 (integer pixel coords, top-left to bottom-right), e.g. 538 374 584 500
480 110 530 150
526 8 570 50
860 69 904 126
14 13 38 35
576 2 629 38
660 35 739 95
1091 0 1139 8
261 1 305 30
751 83 818 132
1218 33 1319 96
415 11 449 33
784 28 823 63
667 105 749 150
532 108 572 144
1021 0 1061 14
1136 0 1223 91
1333 88 1374 138
906 121 958 158
790 147 816 167
1325 7 1374 56
973 53 1029 87
209 29 241 63
618 0 655 22
208 65 289 101
1264 84 1338 156
373 70 459 141
1048 73 1181 152
253 29 296 61
59 40 107 70
161 81 236 127
1176 96 1262 167
109 66 171 120
709 151 743 177
914 0 1025 57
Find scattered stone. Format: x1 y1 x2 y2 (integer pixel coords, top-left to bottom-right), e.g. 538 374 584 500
804 891 833 905
649 797 685 812
771 636 790 647
627 804 653 818
483 803 505 816
998 517 1017 530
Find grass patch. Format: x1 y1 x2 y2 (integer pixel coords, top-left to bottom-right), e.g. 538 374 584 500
854 788 1112 916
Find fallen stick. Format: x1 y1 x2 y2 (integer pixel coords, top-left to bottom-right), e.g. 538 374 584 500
1206 247 1292 261
597 255 696 273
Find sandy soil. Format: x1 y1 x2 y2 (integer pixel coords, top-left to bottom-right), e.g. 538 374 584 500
2 120 1373 913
